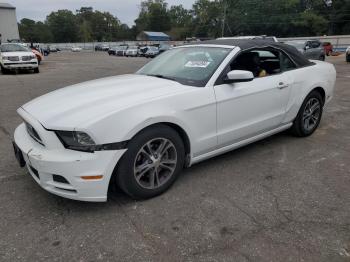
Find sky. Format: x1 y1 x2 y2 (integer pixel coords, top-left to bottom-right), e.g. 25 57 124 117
6 0 197 26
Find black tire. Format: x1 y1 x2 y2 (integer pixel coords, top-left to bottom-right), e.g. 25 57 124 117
116 124 185 199
33 67 39 74
0 65 9 74
346 55 350 63
319 55 325 61
290 90 323 137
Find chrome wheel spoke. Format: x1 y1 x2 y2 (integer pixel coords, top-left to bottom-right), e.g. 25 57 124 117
303 98 321 131
133 138 177 190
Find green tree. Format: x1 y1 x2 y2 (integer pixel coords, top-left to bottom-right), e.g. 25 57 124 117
135 0 171 34
46 10 79 42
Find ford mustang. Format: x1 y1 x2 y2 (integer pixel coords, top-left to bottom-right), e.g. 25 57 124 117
13 39 336 202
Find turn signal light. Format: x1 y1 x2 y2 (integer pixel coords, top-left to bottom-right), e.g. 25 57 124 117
81 175 103 180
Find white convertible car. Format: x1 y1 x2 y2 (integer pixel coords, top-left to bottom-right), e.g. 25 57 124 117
13 39 336 202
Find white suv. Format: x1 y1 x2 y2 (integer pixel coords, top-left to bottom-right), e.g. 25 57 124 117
0 43 39 74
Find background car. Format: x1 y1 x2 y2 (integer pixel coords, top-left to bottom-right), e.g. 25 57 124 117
285 40 325 61
49 46 59 52
346 46 350 62
144 46 159 58
158 44 171 54
95 44 109 51
125 46 139 57
0 43 39 73
31 48 43 64
107 46 118 55
116 45 128 56
71 47 82 52
323 42 333 56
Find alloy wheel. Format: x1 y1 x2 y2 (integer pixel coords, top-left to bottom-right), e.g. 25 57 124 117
303 98 321 132
133 138 177 189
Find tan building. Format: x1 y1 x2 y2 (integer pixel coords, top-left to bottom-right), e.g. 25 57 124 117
0 3 20 43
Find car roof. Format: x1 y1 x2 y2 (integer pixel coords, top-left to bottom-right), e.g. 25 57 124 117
193 39 313 67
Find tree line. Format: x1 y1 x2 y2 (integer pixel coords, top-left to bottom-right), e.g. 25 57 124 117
18 0 350 43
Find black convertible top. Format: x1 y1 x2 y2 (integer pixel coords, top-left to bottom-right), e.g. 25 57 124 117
196 39 313 67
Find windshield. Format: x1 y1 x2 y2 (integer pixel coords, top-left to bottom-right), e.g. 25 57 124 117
119 46 128 50
129 46 138 49
285 41 305 49
137 46 231 87
0 44 30 52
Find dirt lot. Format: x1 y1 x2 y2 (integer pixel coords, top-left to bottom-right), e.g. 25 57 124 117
0 51 349 262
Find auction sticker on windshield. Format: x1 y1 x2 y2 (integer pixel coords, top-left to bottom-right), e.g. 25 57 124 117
185 61 211 68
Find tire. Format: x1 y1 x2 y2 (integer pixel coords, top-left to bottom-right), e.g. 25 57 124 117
1 65 9 74
319 55 325 61
290 91 323 137
346 55 350 63
116 124 185 199
33 67 39 74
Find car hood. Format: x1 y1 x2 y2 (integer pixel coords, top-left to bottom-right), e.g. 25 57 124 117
21 74 192 130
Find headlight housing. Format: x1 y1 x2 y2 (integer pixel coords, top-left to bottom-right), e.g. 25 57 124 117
55 131 96 152
1 56 10 60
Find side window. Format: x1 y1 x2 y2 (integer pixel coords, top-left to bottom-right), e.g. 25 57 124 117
230 49 281 78
280 52 296 71
311 41 321 48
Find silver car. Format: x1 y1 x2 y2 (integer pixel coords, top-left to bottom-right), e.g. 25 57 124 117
285 40 325 61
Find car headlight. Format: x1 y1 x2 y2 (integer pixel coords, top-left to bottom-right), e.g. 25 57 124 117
1 56 10 60
55 131 96 152
30 55 36 59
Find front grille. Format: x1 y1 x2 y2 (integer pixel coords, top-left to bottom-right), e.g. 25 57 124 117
25 122 44 146
8 56 19 61
21 56 32 61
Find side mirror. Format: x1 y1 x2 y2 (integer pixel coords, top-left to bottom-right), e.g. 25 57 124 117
224 70 254 84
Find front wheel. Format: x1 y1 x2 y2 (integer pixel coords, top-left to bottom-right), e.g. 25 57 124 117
116 125 185 199
290 91 323 137
33 67 39 74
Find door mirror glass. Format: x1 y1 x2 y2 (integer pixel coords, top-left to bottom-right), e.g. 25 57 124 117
224 70 254 83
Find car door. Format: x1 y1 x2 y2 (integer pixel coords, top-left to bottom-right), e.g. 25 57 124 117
214 49 292 148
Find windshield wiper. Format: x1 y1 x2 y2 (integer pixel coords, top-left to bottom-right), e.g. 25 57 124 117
146 74 177 82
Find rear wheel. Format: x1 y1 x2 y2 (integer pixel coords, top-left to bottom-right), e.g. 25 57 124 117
346 54 350 63
116 125 185 199
290 91 323 137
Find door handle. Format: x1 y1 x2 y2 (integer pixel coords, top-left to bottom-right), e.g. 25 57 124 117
277 82 289 89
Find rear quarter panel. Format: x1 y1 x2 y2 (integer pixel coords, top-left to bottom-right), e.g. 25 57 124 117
283 61 336 123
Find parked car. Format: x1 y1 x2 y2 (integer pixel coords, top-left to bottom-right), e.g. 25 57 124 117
116 45 128 56
31 48 43 64
138 46 148 57
12 39 336 202
285 40 325 61
71 47 82 52
49 46 59 52
158 44 171 54
322 42 333 56
0 43 39 73
95 44 109 51
144 46 159 58
125 46 139 57
107 46 118 55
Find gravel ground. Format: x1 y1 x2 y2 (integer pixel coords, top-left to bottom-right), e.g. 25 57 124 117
0 51 349 262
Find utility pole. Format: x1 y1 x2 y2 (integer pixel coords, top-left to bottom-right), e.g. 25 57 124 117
222 0 227 37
